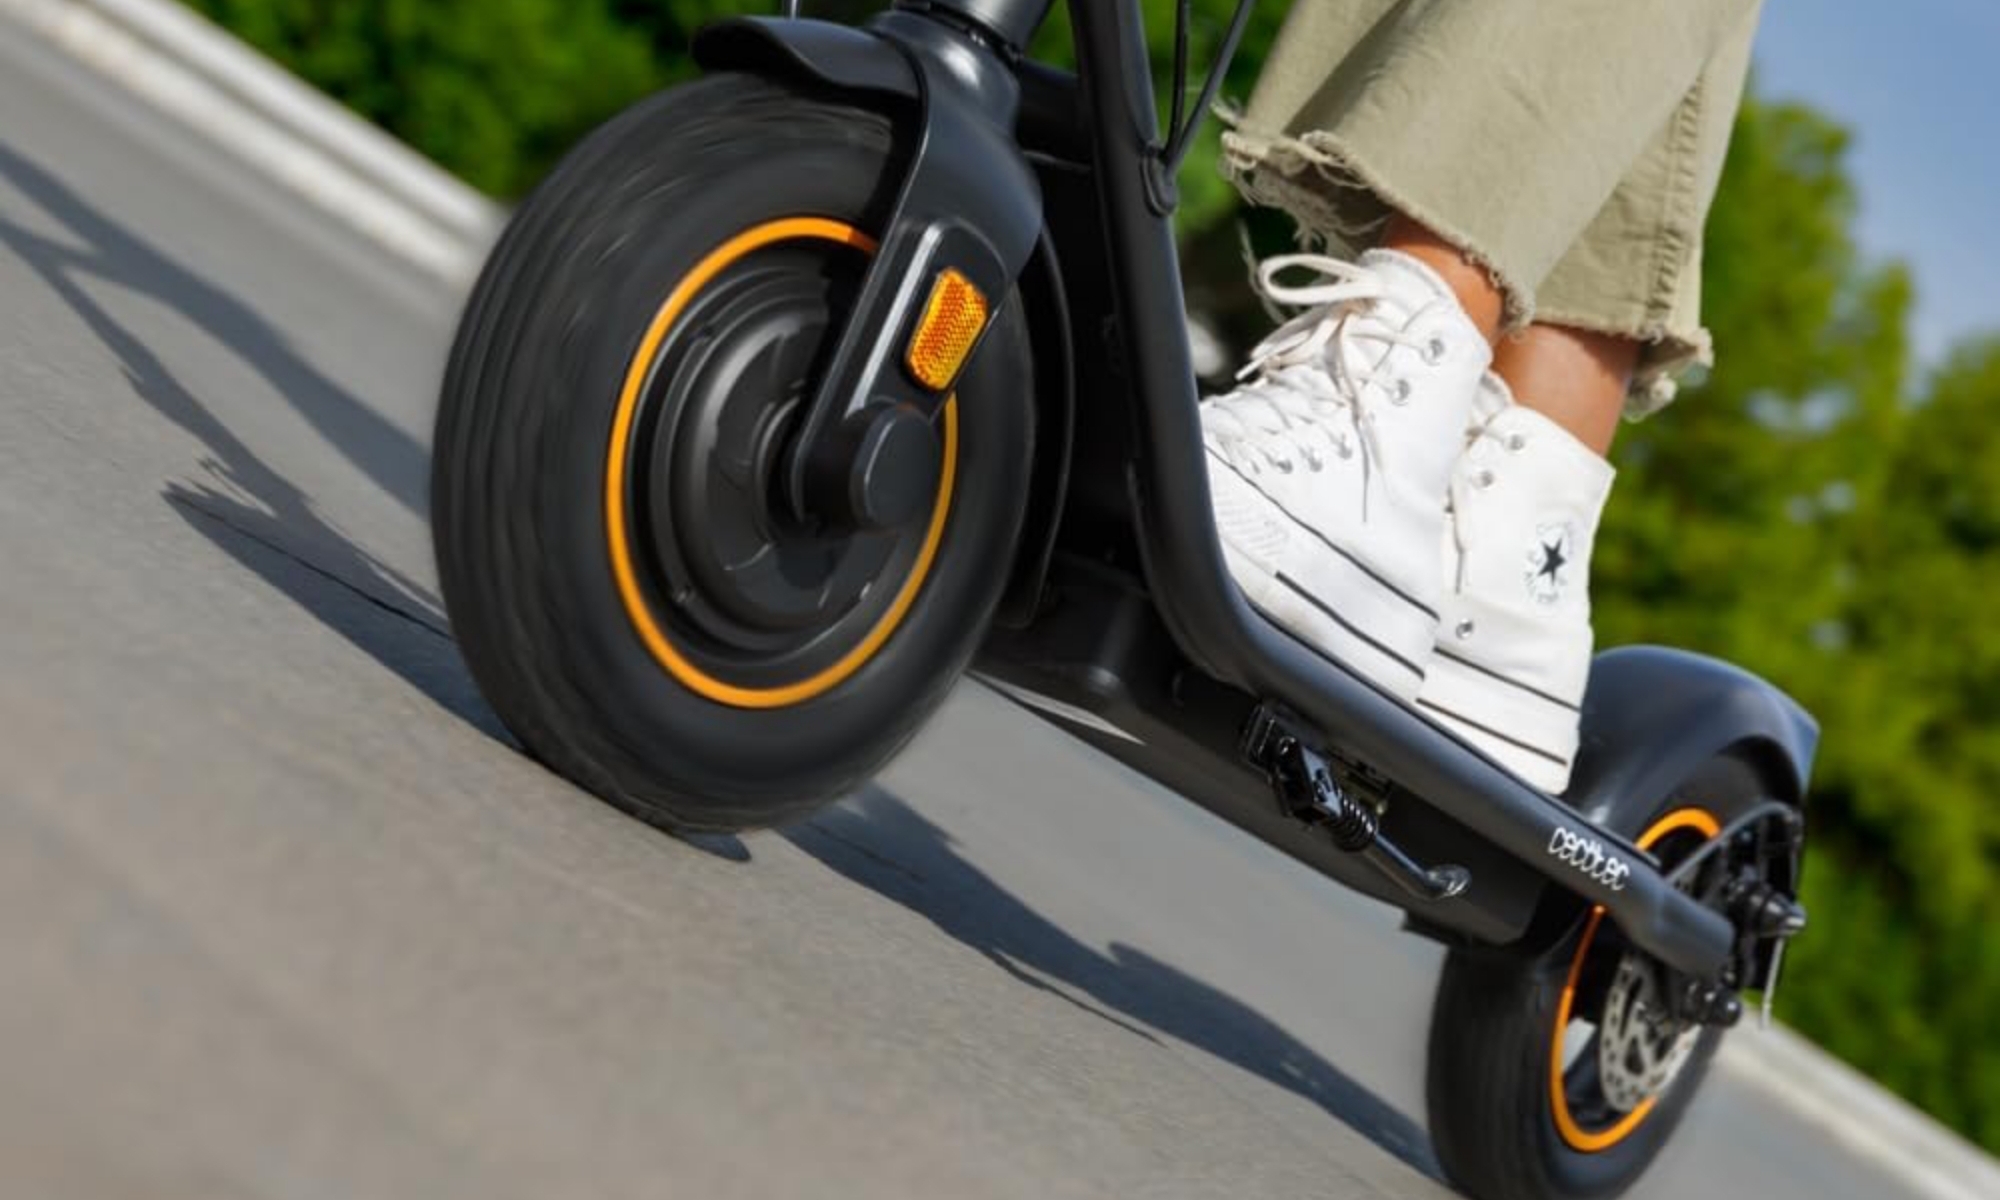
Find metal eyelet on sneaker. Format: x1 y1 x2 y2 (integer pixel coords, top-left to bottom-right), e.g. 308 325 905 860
1474 468 1497 489
1454 619 1476 640
1424 337 1448 364
1392 378 1413 406
1271 456 1294 474
1507 433 1527 451
1301 447 1325 472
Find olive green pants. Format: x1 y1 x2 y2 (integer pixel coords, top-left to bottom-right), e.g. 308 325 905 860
1222 0 1763 414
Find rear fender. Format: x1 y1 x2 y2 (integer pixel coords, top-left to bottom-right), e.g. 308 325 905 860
1567 645 1818 828
1506 645 1818 954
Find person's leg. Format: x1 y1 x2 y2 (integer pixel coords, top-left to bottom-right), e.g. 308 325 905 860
1376 223 1640 459
1206 0 1762 760
1490 326 1640 457
1225 0 1765 331
1213 0 1764 787
1379 213 1505 343
1529 5 1761 417
1418 8 1762 791
1376 217 1642 458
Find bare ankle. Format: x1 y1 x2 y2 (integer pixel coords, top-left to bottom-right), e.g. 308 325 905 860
1380 214 1506 343
1491 324 1639 457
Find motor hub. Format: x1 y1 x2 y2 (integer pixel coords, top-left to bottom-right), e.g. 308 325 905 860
616 238 948 692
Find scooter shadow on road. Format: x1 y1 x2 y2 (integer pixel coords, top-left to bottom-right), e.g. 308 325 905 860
0 140 499 737
787 785 1446 1183
0 143 431 514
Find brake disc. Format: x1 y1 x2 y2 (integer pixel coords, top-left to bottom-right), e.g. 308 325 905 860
1598 955 1703 1112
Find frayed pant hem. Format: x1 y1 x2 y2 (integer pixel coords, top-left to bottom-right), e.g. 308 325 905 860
1220 123 1538 335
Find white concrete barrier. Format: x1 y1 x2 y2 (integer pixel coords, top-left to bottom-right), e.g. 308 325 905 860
0 0 501 281
1718 1024 2000 1200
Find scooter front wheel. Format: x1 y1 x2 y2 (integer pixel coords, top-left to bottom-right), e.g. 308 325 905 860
1426 755 1782 1200
432 75 1034 832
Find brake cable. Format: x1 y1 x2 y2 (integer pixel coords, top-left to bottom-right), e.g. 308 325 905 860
1662 801 1801 889
1160 0 1258 173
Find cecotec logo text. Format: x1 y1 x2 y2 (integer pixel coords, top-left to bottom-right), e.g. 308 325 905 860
1547 825 1632 892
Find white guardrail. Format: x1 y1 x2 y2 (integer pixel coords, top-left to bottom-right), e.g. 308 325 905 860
0 0 501 280
1 2 1996 1197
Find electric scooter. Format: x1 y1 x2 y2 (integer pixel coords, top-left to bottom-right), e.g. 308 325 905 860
429 4 1814 1197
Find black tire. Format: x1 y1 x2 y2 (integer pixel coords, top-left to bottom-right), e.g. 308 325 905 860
432 74 1034 833
1426 756 1776 1200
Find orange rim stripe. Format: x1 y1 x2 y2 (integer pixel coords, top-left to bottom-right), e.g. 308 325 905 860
603 217 958 708
1549 806 1722 1152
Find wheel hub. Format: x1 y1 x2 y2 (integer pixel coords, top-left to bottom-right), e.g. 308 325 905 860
614 236 946 692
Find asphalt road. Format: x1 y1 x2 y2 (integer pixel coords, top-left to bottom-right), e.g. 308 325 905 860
0 21 1916 1200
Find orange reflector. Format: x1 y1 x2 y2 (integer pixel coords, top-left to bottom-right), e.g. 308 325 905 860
905 268 989 391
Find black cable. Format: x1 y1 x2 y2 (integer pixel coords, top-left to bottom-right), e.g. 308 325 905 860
1166 0 1192 155
1163 0 1256 172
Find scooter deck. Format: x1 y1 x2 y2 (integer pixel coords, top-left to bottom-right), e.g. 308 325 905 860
977 555 1550 949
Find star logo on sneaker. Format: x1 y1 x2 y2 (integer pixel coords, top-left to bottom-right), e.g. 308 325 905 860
1526 523 1574 607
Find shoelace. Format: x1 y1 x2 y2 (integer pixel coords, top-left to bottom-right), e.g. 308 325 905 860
1443 402 1526 590
1203 254 1439 515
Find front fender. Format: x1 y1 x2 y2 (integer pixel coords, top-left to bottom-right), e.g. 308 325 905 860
693 17 919 104
694 12 1045 518
1566 645 1819 835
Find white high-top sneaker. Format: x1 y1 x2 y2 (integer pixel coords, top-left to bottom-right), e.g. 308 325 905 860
1418 374 1615 792
1202 249 1491 700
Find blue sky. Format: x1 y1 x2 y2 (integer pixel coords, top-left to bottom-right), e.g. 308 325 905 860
1753 0 2000 367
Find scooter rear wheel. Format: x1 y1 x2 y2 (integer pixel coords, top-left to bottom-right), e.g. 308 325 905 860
432 75 1033 832
1425 755 1779 1200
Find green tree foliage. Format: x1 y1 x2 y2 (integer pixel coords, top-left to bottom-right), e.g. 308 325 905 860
180 0 1998 1151
1778 334 2000 1138
1595 94 2000 1146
